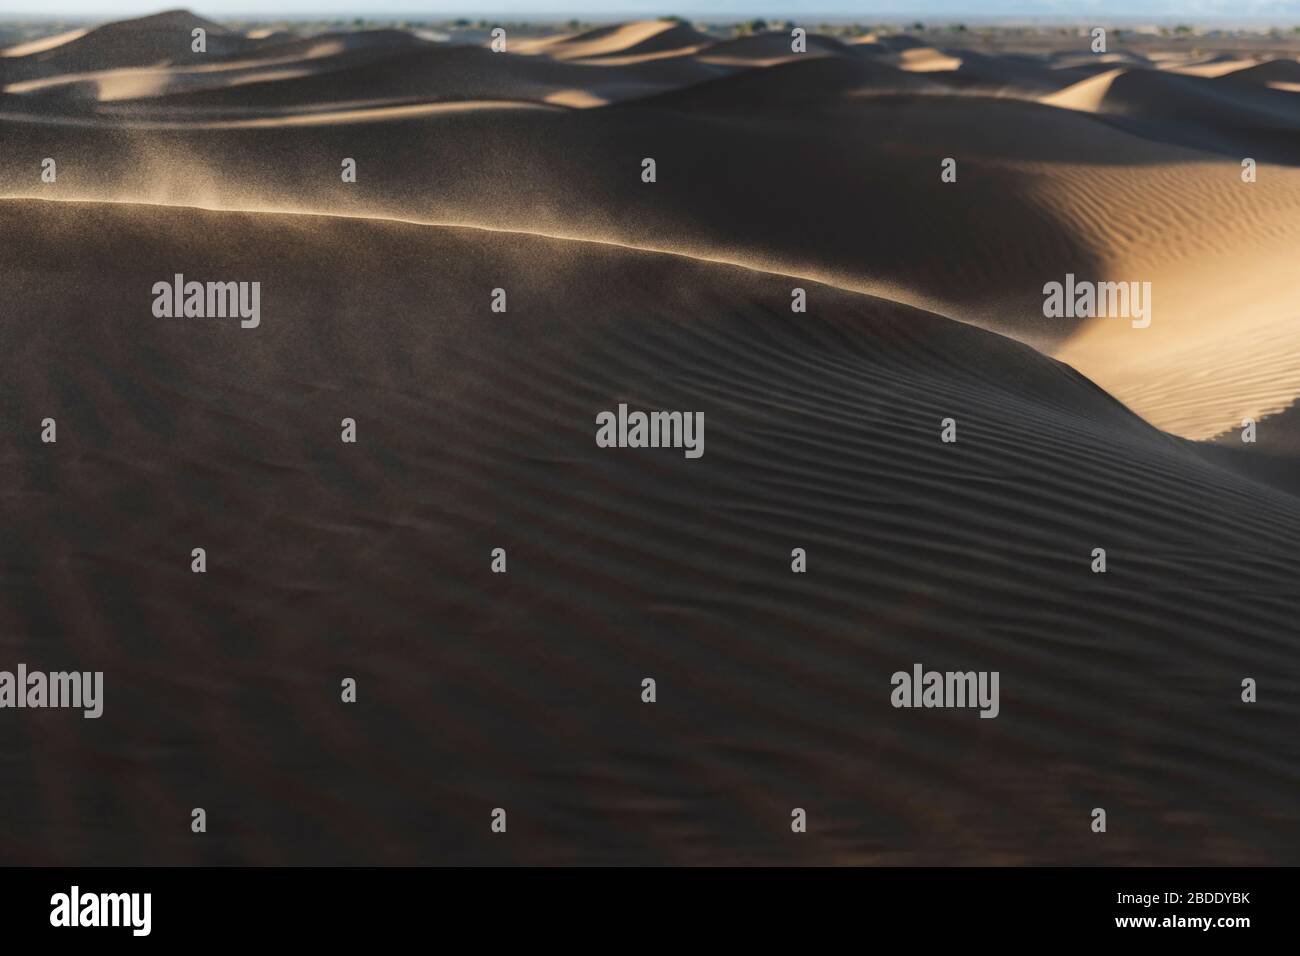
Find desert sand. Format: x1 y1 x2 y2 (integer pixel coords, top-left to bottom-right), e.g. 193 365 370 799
0 10 1297 865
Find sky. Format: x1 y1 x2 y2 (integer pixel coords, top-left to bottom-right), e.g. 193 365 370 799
3 0 1300 22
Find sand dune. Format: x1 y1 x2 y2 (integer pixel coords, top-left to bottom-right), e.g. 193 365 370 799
1219 56 1300 91
2 12 1300 866
1041 66 1300 163
3 196 1297 865
8 30 1298 441
4 28 436 103
518 20 711 61
1113 67 1300 129
1158 53 1264 78
1 10 241 84
939 49 1100 92
873 34 929 52
696 31 853 66
1220 57 1300 86
0 28 90 58
1041 68 1126 111
629 54 941 109
896 47 964 72
1050 49 1155 70
238 29 432 61
99 42 728 111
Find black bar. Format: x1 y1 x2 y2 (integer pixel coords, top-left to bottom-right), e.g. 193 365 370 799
0 867 1280 943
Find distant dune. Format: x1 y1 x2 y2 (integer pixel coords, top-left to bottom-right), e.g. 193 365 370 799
696 31 854 65
2 11 1299 865
517 20 712 61
1 10 240 82
1220 57 1300 87
0 28 91 58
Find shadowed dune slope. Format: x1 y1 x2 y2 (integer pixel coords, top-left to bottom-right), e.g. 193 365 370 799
1199 398 1300 496
896 48 1098 94
236 29 432 61
874 34 928 52
0 83 1113 348
1045 66 1300 161
627 53 942 108
695 31 855 65
1219 57 1300 87
1 197 1297 865
1119 67 1300 128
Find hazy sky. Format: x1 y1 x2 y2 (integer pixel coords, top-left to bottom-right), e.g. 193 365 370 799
3 0 1300 21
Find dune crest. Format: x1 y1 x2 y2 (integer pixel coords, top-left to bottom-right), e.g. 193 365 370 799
1040 67 1125 111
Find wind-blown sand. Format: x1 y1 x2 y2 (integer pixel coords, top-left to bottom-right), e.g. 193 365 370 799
1 11 1298 865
